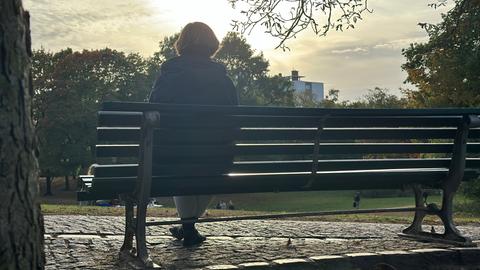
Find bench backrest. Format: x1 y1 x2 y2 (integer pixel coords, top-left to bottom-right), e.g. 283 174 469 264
90 102 480 198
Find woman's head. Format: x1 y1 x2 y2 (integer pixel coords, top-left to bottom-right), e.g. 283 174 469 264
175 22 220 58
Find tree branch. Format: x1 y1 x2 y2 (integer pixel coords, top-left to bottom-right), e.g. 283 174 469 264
230 0 373 49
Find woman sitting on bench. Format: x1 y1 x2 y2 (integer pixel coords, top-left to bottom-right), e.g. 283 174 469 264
149 22 238 246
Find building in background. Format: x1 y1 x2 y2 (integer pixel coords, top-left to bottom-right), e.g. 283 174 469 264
290 70 324 101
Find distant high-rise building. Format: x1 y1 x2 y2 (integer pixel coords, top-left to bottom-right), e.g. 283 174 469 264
290 70 324 101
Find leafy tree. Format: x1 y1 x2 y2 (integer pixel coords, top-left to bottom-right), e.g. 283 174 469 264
295 87 406 108
321 88 350 108
254 74 295 106
349 87 406 108
215 32 270 104
294 89 321 107
325 89 340 104
230 0 372 49
216 33 294 106
401 0 480 203
33 48 152 184
147 33 180 82
217 33 294 106
402 0 480 108
294 88 351 108
152 34 179 63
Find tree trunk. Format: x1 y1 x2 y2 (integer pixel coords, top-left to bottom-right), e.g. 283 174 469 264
64 175 70 191
0 1 45 269
72 175 77 190
44 176 53 196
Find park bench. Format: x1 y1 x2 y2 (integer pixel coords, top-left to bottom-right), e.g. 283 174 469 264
78 101 480 267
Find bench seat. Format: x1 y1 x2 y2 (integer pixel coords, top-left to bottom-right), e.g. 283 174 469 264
78 167 479 200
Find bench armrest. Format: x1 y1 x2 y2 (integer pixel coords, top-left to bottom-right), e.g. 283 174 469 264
78 175 93 191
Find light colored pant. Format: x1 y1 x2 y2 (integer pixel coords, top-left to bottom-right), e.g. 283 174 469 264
174 195 213 219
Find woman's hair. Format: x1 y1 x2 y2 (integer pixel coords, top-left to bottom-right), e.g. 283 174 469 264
175 22 220 58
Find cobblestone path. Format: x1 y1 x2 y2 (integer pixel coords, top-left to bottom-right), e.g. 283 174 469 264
44 215 480 269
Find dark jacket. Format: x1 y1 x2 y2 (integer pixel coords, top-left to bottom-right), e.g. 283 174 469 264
149 55 238 105
148 55 238 175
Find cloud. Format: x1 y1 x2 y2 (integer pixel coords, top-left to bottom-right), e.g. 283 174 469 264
331 47 368 54
24 0 173 54
373 37 428 50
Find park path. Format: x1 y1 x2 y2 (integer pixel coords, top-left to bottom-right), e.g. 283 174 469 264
44 215 480 269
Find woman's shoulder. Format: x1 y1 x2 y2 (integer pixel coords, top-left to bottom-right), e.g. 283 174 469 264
160 56 183 72
208 59 227 72
160 55 227 75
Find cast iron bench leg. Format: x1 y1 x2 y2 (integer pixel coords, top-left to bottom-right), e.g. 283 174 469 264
401 185 473 246
133 111 159 268
401 116 475 246
439 186 471 243
135 201 152 267
119 194 135 257
402 185 427 235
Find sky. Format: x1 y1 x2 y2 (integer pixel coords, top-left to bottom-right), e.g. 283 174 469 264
23 0 452 100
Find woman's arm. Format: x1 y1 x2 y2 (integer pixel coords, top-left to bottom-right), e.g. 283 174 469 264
227 78 239 106
148 74 174 103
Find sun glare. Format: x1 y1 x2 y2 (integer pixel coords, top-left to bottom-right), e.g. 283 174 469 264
147 0 237 38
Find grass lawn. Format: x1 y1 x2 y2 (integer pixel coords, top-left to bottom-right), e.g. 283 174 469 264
214 191 441 212
42 190 480 225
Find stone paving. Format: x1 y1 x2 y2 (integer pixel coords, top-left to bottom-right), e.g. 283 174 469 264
44 215 480 269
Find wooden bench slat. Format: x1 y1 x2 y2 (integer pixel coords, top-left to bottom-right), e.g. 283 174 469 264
239 116 464 128
98 127 465 142
97 111 143 127
237 128 480 141
95 143 480 159
101 102 480 117
98 111 466 128
92 158 480 177
96 126 480 143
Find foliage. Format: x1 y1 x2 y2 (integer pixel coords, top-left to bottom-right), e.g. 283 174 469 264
294 88 335 108
254 74 295 106
401 0 480 202
324 89 340 105
462 180 480 200
229 0 372 49
294 89 321 108
295 87 405 108
402 0 480 108
32 48 72 126
349 87 406 108
147 33 179 79
321 88 351 108
216 32 295 106
33 48 152 177
215 32 270 104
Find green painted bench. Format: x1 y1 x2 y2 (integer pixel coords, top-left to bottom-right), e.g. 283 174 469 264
78 102 480 267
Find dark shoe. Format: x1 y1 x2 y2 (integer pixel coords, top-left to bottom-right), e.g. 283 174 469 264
182 229 206 247
169 226 184 240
